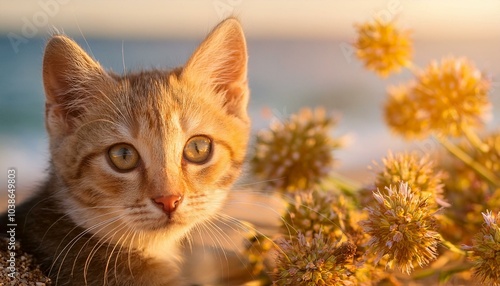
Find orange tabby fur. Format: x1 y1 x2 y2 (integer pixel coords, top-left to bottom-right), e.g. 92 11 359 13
1 18 249 285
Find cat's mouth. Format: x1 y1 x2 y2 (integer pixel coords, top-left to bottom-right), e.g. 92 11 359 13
152 215 188 232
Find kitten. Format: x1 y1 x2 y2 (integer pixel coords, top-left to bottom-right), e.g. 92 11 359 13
1 18 250 285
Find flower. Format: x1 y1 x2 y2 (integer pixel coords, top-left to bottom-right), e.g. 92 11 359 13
360 183 441 274
373 151 446 208
413 57 491 137
384 57 491 138
251 107 341 193
282 190 353 241
273 232 356 286
466 210 500 285
384 82 431 139
355 19 412 77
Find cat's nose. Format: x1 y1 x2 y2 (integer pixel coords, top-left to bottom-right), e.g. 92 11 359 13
153 195 183 214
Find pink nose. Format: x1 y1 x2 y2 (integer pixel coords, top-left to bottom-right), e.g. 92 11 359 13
153 195 183 214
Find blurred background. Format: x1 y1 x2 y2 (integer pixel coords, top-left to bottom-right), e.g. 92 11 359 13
1 0 499 206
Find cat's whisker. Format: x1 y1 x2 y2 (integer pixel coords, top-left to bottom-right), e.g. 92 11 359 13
221 199 298 236
205 218 257 277
204 216 268 282
127 230 138 279
113 228 133 282
224 199 284 215
121 40 127 74
198 222 230 278
184 227 194 254
231 192 350 239
83 219 128 283
214 213 285 255
83 221 129 285
47 209 125 259
52 213 123 271
52 214 125 284
23 193 59 229
71 220 128 281
74 19 95 60
103 223 131 285
233 177 285 188
193 223 209 257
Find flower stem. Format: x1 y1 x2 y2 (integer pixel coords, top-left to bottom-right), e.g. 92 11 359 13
323 172 362 199
436 136 500 187
462 125 489 153
438 235 466 256
412 260 473 281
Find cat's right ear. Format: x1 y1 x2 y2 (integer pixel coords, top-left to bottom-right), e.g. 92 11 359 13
182 18 249 123
43 35 110 138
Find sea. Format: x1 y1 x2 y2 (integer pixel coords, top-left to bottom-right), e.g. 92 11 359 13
1 35 499 209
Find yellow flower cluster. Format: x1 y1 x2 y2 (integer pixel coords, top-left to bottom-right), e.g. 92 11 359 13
385 57 491 138
274 232 356 286
467 211 500 285
360 183 440 274
282 191 358 241
355 19 412 77
374 152 446 208
251 108 341 193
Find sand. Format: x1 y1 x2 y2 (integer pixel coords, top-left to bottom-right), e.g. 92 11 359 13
0 237 51 286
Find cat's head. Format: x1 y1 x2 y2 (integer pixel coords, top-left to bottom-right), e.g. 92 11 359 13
42 18 249 241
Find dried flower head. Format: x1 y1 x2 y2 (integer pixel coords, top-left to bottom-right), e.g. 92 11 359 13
282 190 350 240
413 57 491 137
274 232 356 286
385 57 491 138
467 210 500 285
384 82 431 139
252 107 341 193
374 152 446 208
355 19 412 77
360 183 440 274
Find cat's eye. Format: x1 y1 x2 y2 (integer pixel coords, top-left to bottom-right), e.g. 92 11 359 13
108 143 140 171
183 135 212 164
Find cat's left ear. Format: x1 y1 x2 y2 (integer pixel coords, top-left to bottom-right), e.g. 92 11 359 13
43 35 111 138
182 18 249 122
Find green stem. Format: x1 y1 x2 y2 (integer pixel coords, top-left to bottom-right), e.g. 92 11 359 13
412 261 473 281
438 235 466 256
411 236 469 281
436 136 500 187
324 172 362 197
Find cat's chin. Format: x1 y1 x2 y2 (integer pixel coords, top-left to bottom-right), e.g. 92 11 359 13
145 218 188 232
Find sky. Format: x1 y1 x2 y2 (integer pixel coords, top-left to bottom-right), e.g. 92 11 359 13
1 0 499 40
